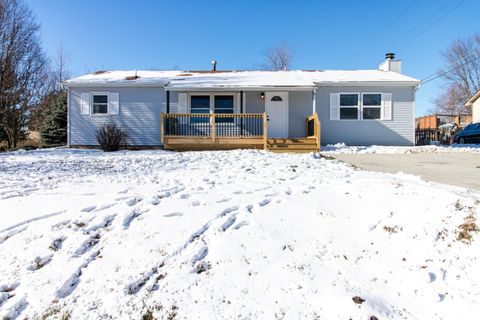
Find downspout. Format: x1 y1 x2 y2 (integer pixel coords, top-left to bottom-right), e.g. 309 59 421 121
65 84 70 148
312 88 316 114
165 90 170 144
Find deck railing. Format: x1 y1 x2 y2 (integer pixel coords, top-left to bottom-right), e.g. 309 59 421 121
306 112 321 150
161 113 267 144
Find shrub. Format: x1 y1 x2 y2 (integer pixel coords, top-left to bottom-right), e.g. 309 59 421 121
96 122 128 152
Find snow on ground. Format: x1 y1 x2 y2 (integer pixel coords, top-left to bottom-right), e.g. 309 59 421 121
323 143 480 154
0 149 479 320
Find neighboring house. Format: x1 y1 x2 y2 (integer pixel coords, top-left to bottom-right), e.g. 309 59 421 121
466 90 480 123
63 53 420 151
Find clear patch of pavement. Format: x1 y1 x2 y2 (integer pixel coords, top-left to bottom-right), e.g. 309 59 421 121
331 152 480 190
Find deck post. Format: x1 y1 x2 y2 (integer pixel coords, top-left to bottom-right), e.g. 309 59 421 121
263 112 267 150
211 113 216 143
160 112 165 145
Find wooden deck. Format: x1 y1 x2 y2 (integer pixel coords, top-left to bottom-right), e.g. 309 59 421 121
161 112 320 153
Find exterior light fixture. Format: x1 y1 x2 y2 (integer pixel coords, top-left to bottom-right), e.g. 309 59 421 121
260 92 265 100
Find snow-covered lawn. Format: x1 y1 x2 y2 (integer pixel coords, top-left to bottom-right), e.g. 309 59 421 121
0 149 479 320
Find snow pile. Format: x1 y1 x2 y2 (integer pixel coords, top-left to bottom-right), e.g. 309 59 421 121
323 143 480 154
0 149 479 319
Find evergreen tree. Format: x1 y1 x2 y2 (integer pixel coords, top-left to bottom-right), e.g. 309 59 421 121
39 91 67 147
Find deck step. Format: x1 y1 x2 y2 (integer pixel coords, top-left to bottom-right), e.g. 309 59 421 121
267 137 319 153
268 148 318 153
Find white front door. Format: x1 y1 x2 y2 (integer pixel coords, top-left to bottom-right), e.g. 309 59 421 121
265 92 288 138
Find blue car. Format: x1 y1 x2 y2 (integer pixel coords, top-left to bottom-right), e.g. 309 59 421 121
453 122 480 144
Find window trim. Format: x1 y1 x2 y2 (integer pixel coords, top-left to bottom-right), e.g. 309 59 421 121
361 92 383 121
339 92 360 121
91 92 110 116
336 92 387 121
189 93 211 114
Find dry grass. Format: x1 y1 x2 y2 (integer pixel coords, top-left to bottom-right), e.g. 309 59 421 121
457 214 479 243
383 225 402 234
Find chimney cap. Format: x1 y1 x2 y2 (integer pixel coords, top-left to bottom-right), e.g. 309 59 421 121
211 60 217 71
386 52 395 60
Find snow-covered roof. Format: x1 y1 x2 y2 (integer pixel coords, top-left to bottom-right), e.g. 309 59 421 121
64 70 420 88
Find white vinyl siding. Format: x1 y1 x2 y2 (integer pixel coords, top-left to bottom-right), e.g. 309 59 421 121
319 86 415 145
69 87 165 146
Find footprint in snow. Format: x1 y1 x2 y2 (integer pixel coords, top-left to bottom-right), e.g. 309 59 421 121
191 246 208 264
220 216 236 232
216 198 231 203
233 220 249 230
81 205 96 213
180 194 190 199
163 212 184 218
27 254 53 271
126 197 143 207
123 209 145 228
259 198 271 207
49 237 66 251
221 205 239 215
191 200 201 207
74 234 101 256
0 282 20 305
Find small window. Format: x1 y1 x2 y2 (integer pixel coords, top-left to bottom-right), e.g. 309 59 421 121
271 96 283 102
339 93 359 120
362 93 382 120
92 94 108 114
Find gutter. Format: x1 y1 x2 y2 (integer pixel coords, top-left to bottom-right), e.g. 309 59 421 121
62 82 170 88
313 81 421 87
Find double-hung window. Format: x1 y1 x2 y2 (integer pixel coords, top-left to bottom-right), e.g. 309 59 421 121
92 94 109 114
214 95 234 123
190 95 210 123
362 93 382 120
339 93 359 120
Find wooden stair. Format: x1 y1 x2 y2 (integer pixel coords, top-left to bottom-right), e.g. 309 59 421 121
267 137 319 153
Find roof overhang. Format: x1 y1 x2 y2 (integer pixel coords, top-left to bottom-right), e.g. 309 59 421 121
465 89 480 106
314 81 421 87
165 86 315 91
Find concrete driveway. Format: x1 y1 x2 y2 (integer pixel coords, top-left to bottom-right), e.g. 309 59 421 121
331 153 480 190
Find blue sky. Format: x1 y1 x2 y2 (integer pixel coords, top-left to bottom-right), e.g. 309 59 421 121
27 0 478 116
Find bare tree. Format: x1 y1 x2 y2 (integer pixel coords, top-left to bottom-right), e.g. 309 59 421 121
52 45 70 86
262 44 293 71
434 33 480 115
0 0 49 149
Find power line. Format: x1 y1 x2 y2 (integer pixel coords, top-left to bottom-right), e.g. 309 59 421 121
421 53 480 85
363 0 462 65
342 0 419 67
395 0 465 53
